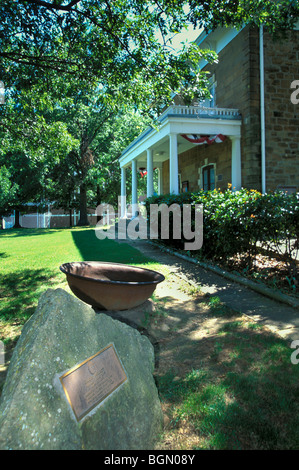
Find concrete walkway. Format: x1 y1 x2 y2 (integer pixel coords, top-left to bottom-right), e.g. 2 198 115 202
123 239 299 343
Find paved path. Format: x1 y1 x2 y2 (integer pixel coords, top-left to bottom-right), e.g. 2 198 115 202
123 239 299 343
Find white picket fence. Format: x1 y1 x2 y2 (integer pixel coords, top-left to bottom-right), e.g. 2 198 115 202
4 211 51 229
3 210 95 229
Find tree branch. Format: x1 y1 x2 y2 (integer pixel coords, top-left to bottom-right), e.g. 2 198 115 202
22 0 81 12
0 51 83 75
89 111 114 144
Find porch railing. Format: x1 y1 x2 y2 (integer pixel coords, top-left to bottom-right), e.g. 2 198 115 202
120 104 241 159
160 105 241 120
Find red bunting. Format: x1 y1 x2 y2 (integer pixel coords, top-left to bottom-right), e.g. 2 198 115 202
181 134 226 145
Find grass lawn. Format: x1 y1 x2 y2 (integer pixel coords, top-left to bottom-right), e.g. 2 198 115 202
1 226 299 449
156 297 299 450
0 226 161 337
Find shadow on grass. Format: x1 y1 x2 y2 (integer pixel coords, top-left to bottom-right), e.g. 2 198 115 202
0 268 59 323
0 228 64 238
156 299 299 450
71 229 153 265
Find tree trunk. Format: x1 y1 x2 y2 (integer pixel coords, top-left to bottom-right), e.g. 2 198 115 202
0 215 3 229
13 210 22 228
96 184 101 223
77 185 89 226
69 208 73 227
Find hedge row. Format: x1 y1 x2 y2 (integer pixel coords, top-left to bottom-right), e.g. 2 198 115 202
144 189 299 265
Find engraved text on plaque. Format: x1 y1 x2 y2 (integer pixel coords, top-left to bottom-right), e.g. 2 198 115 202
59 344 127 421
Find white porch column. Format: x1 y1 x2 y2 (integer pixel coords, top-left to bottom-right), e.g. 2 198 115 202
169 133 179 194
120 167 126 218
146 149 154 197
131 159 138 217
231 135 242 191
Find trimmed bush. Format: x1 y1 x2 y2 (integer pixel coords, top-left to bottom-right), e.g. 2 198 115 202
144 189 299 278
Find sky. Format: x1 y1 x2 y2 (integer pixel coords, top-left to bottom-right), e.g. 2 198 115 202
170 26 203 48
155 21 204 52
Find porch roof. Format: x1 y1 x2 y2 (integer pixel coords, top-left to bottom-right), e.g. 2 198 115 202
119 105 242 169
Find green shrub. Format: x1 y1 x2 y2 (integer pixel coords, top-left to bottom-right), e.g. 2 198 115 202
144 189 299 276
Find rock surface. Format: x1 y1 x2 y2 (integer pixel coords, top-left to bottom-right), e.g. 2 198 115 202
0 288 163 450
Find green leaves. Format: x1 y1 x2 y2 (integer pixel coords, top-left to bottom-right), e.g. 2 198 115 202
0 166 19 217
144 188 299 267
0 0 297 225
2 0 295 123
186 0 298 34
5 0 296 115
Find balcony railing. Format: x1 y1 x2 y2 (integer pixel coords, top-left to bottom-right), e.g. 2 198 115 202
120 104 241 159
160 105 241 120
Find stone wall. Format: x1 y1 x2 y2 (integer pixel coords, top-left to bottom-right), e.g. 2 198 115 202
162 26 298 193
264 29 299 192
163 25 262 193
162 139 232 194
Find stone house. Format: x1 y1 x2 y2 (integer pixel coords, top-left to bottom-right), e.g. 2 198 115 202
118 24 299 217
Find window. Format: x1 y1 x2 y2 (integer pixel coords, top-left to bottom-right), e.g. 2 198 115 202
202 165 215 191
178 173 182 192
199 74 217 108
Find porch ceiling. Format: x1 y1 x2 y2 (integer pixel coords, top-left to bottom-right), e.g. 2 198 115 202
135 134 198 167
119 105 242 169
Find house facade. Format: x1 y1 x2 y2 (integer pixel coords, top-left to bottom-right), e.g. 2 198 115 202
119 23 299 217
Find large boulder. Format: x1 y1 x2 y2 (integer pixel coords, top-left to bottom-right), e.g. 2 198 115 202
0 288 163 450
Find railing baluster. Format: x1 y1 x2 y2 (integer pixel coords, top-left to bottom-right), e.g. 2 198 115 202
160 105 240 119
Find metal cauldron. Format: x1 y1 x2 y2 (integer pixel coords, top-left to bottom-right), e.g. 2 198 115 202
59 261 165 311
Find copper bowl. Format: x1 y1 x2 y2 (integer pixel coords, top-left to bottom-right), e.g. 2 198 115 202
59 261 165 311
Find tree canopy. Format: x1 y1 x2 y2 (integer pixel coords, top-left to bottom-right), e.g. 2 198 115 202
1 1 297 110
0 0 298 226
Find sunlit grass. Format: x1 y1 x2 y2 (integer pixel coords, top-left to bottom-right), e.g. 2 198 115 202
0 225 166 396
0 226 161 327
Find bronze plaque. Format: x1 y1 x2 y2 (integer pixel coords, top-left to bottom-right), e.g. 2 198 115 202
59 344 127 421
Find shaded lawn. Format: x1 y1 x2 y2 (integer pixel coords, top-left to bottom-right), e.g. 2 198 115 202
1 228 299 449
0 226 159 327
156 297 299 450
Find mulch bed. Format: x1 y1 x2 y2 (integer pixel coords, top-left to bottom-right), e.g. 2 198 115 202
218 250 298 297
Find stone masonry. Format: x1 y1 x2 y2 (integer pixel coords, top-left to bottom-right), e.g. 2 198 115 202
162 25 298 193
